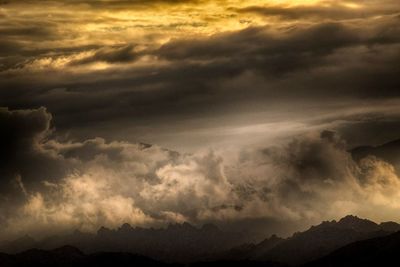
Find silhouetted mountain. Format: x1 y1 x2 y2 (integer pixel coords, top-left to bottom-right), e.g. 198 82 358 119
380 221 400 232
0 246 170 267
249 215 398 265
7 228 400 267
249 234 285 259
351 139 400 172
0 246 285 267
2 216 399 265
304 231 400 267
204 215 399 265
211 234 284 261
0 223 252 262
335 215 380 232
0 235 37 254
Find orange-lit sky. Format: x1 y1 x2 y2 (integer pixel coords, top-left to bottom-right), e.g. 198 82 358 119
2 0 396 74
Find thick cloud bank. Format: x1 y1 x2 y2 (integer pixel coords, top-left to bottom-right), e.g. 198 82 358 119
2 107 400 240
1 0 399 151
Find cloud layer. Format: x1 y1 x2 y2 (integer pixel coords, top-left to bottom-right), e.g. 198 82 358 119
2 108 400 240
0 0 399 151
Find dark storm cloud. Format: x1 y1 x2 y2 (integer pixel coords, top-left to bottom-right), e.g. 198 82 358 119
332 115 400 149
238 3 399 20
0 109 50 189
0 107 63 194
157 22 361 70
1 14 399 141
87 0 202 9
157 16 400 67
0 18 59 53
262 132 350 208
70 44 138 65
227 129 400 228
0 107 67 228
0 25 56 39
0 0 202 10
0 39 24 57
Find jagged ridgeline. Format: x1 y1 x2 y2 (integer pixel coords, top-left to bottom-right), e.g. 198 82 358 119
0 223 251 262
1 215 400 266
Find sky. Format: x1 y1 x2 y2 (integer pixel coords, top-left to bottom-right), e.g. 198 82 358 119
1 0 400 240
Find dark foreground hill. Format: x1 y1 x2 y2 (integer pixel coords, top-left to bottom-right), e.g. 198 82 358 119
0 246 172 267
304 231 400 267
0 246 284 267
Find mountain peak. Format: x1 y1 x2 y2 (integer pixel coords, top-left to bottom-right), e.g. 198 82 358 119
338 214 374 224
119 223 133 232
339 214 360 220
167 222 196 231
337 215 379 232
97 226 113 235
338 215 361 223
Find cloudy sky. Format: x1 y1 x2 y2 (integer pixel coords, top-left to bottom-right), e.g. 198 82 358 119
1 0 400 240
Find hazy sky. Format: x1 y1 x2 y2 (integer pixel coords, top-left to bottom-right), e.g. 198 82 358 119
1 0 400 240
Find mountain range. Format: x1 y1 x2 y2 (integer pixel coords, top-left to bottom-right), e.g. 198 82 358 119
0 223 251 262
1 215 400 266
0 246 284 267
210 215 400 265
351 138 400 173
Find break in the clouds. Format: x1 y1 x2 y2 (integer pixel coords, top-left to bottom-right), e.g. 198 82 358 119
0 0 400 240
